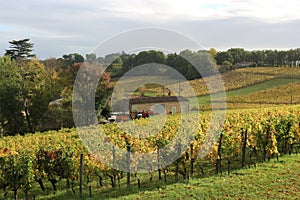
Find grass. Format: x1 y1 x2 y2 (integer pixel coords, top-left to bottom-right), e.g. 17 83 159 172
189 78 300 109
227 81 300 105
188 66 300 97
8 154 298 200
2 67 300 199
129 154 300 200
110 67 300 111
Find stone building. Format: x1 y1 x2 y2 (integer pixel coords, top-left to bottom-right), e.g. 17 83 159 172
129 96 189 115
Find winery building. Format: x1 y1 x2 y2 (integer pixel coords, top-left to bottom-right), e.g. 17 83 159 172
129 96 189 115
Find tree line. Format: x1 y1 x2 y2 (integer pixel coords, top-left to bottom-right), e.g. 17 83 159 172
85 47 300 79
0 39 111 136
1 38 300 136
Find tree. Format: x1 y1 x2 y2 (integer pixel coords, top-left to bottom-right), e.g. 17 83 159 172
102 53 121 66
120 54 135 75
62 53 84 67
19 59 58 133
95 72 112 118
219 61 233 72
209 48 218 60
42 58 66 71
86 53 97 63
216 51 232 65
0 56 25 135
134 50 166 66
5 39 35 60
227 48 246 64
0 57 59 134
166 53 189 78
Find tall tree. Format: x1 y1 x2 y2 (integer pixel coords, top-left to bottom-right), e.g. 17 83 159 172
0 57 59 134
5 39 35 60
18 59 57 133
0 56 25 135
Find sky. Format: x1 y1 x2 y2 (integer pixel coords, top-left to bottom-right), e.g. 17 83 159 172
1 0 300 59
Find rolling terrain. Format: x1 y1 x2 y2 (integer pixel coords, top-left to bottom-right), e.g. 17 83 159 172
113 66 300 110
0 67 300 199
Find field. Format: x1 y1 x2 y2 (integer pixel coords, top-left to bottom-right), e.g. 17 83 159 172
112 67 300 110
1 67 300 199
2 154 298 200
189 78 300 110
189 66 300 96
1 105 300 199
90 154 300 200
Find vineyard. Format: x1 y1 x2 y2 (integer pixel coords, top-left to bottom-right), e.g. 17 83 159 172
188 66 300 97
113 67 300 111
112 67 300 97
0 105 300 199
227 81 300 105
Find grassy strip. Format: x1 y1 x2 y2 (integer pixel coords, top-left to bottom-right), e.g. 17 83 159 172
189 78 300 108
116 154 300 200
8 154 296 200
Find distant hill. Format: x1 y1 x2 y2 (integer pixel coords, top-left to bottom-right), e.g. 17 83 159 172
111 67 300 110
188 67 300 110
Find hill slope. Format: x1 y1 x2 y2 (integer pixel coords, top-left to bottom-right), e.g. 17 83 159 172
112 67 300 101
186 67 300 110
187 67 300 97
115 154 300 200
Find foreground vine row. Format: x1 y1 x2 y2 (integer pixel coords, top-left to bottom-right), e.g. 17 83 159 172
0 106 299 199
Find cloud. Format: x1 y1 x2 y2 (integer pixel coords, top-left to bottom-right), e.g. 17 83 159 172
90 0 300 22
169 17 300 50
0 0 300 58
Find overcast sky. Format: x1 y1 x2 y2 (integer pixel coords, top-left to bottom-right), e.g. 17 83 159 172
1 0 300 59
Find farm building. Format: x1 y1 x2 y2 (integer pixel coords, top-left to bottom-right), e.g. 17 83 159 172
111 96 189 120
129 96 189 115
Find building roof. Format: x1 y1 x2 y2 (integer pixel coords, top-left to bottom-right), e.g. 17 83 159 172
129 96 189 105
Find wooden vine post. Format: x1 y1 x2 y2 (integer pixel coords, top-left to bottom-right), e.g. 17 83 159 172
241 129 248 168
216 132 223 174
190 142 194 178
79 153 84 198
126 139 131 188
157 144 161 181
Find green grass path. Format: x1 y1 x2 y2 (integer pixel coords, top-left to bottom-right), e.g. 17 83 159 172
35 154 300 200
116 154 300 199
189 78 300 107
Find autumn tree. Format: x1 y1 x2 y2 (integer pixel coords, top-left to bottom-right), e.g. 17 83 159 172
0 54 60 134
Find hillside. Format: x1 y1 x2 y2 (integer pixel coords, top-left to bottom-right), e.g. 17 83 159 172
227 81 300 105
112 67 300 103
183 67 300 110
110 154 300 200
189 78 300 110
186 67 300 96
0 106 299 199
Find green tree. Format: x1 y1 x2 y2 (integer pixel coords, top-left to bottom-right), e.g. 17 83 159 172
62 53 84 67
19 59 58 133
166 52 189 78
86 53 97 63
95 72 112 118
120 54 135 75
216 51 234 65
42 58 66 71
5 39 35 60
134 50 166 66
0 56 24 135
227 48 246 64
0 58 60 134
